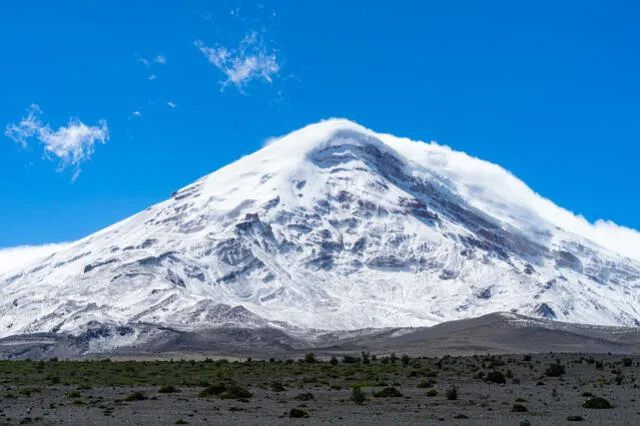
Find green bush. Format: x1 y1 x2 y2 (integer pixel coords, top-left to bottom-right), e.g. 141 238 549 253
351 387 366 404
123 391 147 402
511 403 528 412
373 387 403 398
294 392 314 401
158 385 180 394
486 371 506 384
426 390 438 397
446 385 458 400
583 397 613 409
545 363 566 377
289 408 309 418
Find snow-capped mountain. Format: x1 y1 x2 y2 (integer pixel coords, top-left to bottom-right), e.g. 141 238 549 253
2 119 640 340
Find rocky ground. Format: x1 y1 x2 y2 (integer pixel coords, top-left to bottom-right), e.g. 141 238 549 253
0 352 638 425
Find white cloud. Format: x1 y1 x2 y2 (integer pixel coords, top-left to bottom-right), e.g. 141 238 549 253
148 74 157 80
167 102 176 108
154 54 167 64
138 57 150 67
5 104 109 180
132 111 142 117
0 243 71 277
195 30 280 91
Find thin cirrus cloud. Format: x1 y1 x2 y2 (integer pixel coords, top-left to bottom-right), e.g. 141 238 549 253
5 104 109 181
195 30 280 91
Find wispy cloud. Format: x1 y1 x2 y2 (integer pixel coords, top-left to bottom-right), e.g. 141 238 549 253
131 110 142 117
167 102 176 108
136 53 167 68
195 30 280 91
5 104 109 180
148 74 157 80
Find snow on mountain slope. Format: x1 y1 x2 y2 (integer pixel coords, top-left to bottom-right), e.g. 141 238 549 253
1 119 640 340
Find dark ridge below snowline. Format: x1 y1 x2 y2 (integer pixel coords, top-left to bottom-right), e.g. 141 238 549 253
1 312 639 361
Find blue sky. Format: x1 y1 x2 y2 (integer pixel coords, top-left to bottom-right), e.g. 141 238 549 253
1 0 639 247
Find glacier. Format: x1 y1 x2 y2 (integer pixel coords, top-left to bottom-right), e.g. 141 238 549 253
1 118 640 343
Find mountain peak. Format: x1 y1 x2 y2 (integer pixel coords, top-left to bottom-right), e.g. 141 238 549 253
2 120 640 345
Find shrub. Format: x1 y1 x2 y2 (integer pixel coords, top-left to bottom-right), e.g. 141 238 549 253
545 363 566 377
294 392 314 401
417 380 436 388
446 385 458 400
567 415 585 421
342 355 360 364
351 387 366 404
219 385 252 400
583 397 613 409
329 356 338 366
523 354 532 362
581 392 593 397
123 391 147 402
304 353 317 364
289 408 309 418
175 420 188 425
622 358 633 367
158 385 180 394
271 382 285 392
511 403 528 412
197 384 227 397
373 387 403 398
65 391 81 399
426 390 438 397
486 371 506 384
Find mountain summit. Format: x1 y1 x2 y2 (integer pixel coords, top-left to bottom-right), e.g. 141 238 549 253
2 119 640 342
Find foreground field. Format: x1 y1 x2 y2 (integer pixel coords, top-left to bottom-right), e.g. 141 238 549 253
0 353 638 425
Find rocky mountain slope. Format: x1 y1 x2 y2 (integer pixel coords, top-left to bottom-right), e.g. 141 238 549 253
1 119 639 348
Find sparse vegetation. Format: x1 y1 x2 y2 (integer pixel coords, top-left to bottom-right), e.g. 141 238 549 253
0 353 634 423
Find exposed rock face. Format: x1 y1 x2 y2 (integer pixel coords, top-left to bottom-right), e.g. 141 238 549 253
1 119 639 348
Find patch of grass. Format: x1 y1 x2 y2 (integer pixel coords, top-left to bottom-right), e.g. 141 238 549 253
417 379 436 388
545 362 566 377
66 391 82 399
